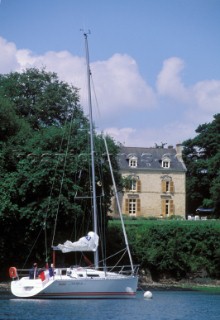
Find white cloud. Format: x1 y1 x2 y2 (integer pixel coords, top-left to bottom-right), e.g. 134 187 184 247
193 80 220 113
0 37 156 121
156 57 190 102
91 54 156 115
104 127 136 145
16 48 86 87
0 36 219 148
104 122 197 148
0 37 20 73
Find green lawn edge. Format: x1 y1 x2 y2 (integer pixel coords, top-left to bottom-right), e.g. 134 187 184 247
179 284 220 293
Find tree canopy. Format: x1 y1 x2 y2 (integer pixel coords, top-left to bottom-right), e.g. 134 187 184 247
0 68 80 130
0 68 120 268
182 113 220 217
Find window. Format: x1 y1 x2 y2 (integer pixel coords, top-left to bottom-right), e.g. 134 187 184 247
165 200 169 215
129 157 137 168
124 176 141 192
161 199 174 217
161 156 171 168
130 179 137 191
162 160 170 168
125 198 141 216
129 199 136 215
161 179 174 193
129 179 141 192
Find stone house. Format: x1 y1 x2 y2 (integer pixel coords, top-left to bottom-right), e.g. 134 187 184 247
111 144 187 219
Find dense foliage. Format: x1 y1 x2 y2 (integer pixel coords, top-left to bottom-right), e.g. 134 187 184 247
0 68 120 271
109 220 220 280
0 68 219 282
182 114 220 217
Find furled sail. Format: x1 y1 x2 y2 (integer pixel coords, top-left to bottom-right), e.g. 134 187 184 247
56 232 99 253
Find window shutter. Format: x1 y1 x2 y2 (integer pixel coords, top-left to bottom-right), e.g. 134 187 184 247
170 200 174 215
162 180 166 193
161 199 166 216
137 199 141 215
137 180 141 192
170 181 174 193
125 199 129 214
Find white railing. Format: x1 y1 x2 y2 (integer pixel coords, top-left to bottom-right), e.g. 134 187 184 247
15 264 139 280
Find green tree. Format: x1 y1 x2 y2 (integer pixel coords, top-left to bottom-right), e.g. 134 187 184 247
0 68 120 270
0 97 22 142
182 114 220 217
0 68 80 130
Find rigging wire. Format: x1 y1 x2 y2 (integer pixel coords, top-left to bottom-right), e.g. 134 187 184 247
98 247 128 271
43 116 70 260
109 249 127 272
51 111 75 247
20 119 70 267
90 73 101 118
22 228 43 270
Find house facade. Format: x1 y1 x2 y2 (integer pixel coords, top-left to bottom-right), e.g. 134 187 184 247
111 144 187 219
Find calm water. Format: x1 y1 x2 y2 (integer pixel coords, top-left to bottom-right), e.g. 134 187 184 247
0 291 219 320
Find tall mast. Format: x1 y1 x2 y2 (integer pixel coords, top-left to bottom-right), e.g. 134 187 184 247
103 137 134 274
83 32 99 269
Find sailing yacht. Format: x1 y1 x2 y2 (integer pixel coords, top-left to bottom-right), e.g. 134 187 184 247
10 32 139 299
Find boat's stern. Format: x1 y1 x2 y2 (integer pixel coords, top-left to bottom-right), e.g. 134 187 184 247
11 277 47 298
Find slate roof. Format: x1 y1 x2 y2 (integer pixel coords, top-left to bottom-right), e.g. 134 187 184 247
118 146 186 172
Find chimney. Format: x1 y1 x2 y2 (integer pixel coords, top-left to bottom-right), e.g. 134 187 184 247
176 144 183 161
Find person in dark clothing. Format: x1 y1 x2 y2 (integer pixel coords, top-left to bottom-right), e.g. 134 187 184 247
49 264 54 277
29 263 38 279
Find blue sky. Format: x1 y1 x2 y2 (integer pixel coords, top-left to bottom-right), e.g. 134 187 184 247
0 0 219 147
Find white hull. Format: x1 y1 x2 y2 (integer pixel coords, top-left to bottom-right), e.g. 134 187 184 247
11 267 138 299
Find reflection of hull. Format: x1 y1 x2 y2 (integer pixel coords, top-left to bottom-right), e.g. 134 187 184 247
11 268 138 299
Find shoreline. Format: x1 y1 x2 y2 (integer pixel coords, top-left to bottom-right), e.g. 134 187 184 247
140 282 220 293
1 280 220 295
139 278 220 293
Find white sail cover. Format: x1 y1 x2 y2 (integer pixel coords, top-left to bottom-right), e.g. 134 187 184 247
57 231 99 253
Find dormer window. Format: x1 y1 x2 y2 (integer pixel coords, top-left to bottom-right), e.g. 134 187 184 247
162 156 170 168
162 160 170 168
129 157 137 168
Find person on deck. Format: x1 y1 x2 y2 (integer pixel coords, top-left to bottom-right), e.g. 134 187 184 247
29 263 38 279
49 264 54 277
